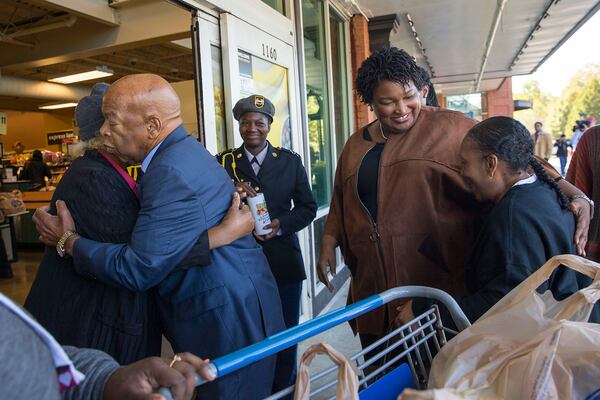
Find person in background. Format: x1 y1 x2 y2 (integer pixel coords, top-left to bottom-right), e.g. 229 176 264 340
532 121 553 161
567 125 600 262
18 149 51 189
554 134 573 176
571 123 586 149
402 116 595 326
317 47 593 355
33 74 285 400
26 83 254 365
418 66 440 107
217 94 317 394
1 291 215 400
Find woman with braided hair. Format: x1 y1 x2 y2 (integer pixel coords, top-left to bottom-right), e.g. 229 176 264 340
408 116 596 325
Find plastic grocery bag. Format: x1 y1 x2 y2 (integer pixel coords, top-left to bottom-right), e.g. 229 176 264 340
294 342 360 400
0 190 26 215
399 255 600 400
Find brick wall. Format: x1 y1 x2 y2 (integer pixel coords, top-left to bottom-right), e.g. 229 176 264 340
350 15 375 130
436 93 447 109
483 77 514 118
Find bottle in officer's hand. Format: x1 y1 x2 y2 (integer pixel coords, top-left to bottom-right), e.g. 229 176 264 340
246 193 272 235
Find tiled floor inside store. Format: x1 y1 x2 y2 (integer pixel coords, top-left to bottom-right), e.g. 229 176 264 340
0 248 44 305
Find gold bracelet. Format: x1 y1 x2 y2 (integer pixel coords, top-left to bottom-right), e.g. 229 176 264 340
56 230 77 258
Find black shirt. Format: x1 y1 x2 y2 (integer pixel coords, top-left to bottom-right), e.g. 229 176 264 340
555 139 571 157
357 127 385 222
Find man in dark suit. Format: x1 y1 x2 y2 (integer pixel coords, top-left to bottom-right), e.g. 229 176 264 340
217 95 317 393
33 75 285 400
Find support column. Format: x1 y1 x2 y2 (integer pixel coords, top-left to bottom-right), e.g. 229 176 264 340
350 14 373 130
482 77 514 118
368 14 396 53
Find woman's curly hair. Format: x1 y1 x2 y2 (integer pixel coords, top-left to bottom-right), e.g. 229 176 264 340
355 47 427 105
467 116 570 209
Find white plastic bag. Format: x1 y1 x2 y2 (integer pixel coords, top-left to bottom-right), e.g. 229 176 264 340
294 342 360 400
400 255 600 400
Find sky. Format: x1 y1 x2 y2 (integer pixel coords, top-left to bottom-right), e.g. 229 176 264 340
512 10 600 96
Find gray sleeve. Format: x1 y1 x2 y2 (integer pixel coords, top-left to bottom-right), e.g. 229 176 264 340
62 346 120 400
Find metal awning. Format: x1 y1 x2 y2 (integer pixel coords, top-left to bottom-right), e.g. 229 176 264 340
353 0 600 95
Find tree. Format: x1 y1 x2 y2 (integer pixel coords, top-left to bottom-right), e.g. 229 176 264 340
514 64 600 138
552 64 600 137
513 80 554 133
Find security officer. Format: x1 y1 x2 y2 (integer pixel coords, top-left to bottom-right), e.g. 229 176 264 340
217 94 317 394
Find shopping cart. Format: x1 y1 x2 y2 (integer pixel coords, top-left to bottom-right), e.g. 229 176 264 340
159 286 470 400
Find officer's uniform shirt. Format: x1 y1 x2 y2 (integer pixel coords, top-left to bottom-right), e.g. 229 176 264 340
244 145 268 176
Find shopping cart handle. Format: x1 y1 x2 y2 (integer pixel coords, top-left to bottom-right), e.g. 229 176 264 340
158 363 216 400
156 285 469 398
380 286 470 331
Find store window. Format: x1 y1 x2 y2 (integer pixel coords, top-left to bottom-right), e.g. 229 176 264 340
261 0 285 15
211 45 227 152
447 93 482 121
237 50 292 149
329 9 351 157
302 0 333 208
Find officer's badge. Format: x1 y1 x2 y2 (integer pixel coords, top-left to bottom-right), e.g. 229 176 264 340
254 96 265 109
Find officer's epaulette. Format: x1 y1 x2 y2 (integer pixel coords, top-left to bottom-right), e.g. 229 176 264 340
277 147 301 158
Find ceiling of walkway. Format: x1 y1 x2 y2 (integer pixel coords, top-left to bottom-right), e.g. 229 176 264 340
1 0 599 110
355 0 600 95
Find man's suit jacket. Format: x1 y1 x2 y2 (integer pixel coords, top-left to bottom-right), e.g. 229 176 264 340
217 143 316 284
72 125 285 361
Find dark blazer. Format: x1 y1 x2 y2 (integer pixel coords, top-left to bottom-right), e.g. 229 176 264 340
71 126 285 399
25 150 160 364
217 142 317 284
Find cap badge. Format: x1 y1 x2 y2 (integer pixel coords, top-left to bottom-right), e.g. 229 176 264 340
254 96 265 109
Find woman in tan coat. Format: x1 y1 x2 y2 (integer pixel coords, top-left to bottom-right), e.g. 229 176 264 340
317 47 592 350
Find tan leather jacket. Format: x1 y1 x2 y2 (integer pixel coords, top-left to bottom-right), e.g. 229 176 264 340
324 107 482 335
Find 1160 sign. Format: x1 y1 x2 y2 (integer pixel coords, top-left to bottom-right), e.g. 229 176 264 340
262 44 277 61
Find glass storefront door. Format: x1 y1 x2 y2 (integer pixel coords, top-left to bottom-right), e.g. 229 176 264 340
220 13 312 319
191 11 226 154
